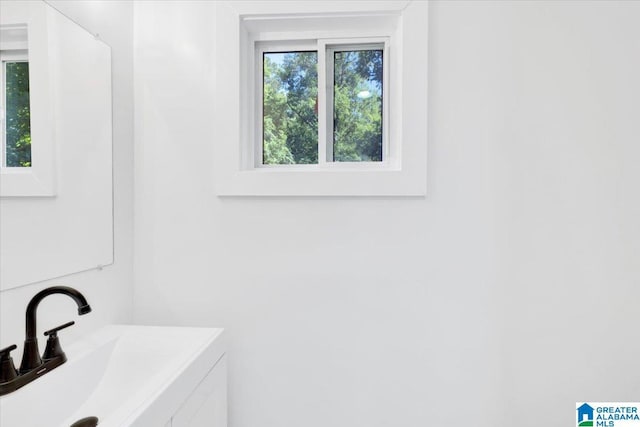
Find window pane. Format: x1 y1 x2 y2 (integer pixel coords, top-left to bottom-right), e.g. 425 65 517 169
333 49 383 162
5 61 31 167
263 51 318 165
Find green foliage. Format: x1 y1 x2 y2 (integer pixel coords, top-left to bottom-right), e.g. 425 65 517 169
262 48 383 165
263 57 294 164
333 50 383 162
5 62 32 167
263 52 318 164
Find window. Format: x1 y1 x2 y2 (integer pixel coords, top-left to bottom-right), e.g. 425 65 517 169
214 1 428 196
1 14 56 197
1 50 31 168
261 48 318 165
259 41 386 166
328 44 385 163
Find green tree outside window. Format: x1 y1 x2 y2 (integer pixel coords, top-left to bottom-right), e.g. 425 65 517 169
262 48 383 165
4 61 32 167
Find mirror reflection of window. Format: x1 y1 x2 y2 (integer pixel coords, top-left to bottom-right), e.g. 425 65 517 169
1 47 31 168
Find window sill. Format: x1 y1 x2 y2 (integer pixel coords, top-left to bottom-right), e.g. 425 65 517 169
216 168 425 197
0 168 56 197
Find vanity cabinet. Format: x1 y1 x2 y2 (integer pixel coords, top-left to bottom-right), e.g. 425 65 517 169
166 355 227 427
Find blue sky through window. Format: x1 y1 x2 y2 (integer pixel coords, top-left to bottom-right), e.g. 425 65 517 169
265 52 286 66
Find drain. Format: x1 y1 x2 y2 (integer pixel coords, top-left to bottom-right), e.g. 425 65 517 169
70 416 99 427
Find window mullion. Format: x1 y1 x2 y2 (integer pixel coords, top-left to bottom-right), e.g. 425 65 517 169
324 44 334 163
317 42 327 165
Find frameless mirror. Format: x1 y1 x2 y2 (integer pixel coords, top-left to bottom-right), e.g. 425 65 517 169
0 1 113 290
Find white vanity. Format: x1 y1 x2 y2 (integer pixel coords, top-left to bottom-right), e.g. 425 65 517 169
0 325 227 427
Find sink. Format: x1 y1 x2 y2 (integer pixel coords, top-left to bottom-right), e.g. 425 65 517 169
0 325 225 427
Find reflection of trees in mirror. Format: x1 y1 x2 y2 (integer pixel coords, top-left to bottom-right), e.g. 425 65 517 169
334 50 383 162
263 51 318 165
5 61 31 167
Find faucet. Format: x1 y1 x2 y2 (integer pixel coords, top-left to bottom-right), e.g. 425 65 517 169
0 286 91 396
19 286 92 373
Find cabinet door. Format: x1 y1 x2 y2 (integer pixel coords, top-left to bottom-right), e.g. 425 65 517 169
172 355 227 427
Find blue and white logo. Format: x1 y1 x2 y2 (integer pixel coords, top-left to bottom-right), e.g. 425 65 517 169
577 403 640 427
578 403 595 427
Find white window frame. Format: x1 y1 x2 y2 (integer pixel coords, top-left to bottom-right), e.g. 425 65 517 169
214 1 428 196
322 39 390 165
256 38 391 168
1 2 56 197
255 40 316 167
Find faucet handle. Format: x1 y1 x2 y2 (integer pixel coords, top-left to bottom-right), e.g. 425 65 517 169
44 321 75 337
0 344 17 357
42 321 74 361
0 345 18 383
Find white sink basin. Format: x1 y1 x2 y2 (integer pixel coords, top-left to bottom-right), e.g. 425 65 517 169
0 325 225 427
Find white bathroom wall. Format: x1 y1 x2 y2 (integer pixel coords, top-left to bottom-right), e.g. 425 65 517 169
0 1 133 357
488 2 640 423
133 2 640 427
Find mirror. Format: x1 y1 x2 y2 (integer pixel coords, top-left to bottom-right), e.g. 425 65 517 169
0 1 113 290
